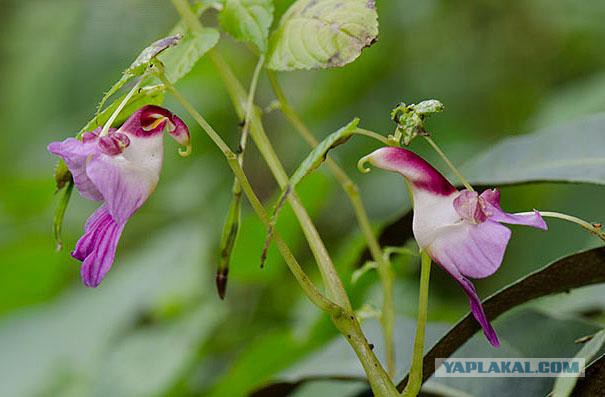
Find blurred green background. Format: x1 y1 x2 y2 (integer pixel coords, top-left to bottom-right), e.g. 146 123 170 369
2 1 605 396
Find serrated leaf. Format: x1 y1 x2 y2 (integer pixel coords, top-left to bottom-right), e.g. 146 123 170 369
396 246 605 389
463 114 605 186
219 0 274 52
266 0 378 71
261 118 359 266
159 28 220 83
551 330 605 397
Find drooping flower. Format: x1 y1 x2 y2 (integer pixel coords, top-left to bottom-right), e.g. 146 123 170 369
48 105 190 287
360 147 547 346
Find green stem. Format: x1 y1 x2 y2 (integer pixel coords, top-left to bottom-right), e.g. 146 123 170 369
355 127 390 145
210 51 350 310
100 76 144 136
528 211 605 241
158 69 340 315
404 250 432 397
216 54 265 298
423 136 473 192
162 62 398 397
171 2 398 394
267 70 396 376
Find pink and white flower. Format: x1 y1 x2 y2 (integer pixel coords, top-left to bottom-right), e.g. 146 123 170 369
360 147 547 346
48 105 190 287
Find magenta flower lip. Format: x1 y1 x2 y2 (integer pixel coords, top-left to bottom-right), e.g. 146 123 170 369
48 105 190 287
362 146 547 347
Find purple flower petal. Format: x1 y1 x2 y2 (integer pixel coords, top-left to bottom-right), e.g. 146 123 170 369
430 220 512 279
362 147 457 196
429 247 501 347
86 154 158 225
480 189 548 230
72 206 125 287
47 138 103 201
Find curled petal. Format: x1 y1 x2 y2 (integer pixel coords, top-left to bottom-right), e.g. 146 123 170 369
118 105 189 146
48 138 103 201
72 206 125 287
361 147 457 196
167 113 190 147
457 274 500 347
480 189 548 230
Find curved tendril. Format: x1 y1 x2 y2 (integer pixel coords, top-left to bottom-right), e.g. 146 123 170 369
178 143 192 157
357 155 372 174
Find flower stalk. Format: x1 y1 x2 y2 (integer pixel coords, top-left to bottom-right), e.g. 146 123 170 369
403 250 432 396
99 76 145 137
267 70 396 375
530 211 605 241
216 54 265 299
157 65 341 315
170 2 400 394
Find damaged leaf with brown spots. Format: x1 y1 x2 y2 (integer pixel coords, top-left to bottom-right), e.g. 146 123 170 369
266 0 379 71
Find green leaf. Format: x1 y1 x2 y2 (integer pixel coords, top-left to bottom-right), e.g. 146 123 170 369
97 34 181 114
219 0 274 52
551 330 605 397
52 180 73 251
396 246 605 388
289 118 359 187
261 118 359 266
266 0 379 71
463 114 605 186
159 28 220 83
215 189 242 299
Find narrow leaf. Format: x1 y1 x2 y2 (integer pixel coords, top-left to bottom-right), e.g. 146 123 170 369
261 118 359 266
266 0 379 71
97 34 181 113
551 330 605 397
219 0 274 52
396 246 605 389
216 190 243 299
53 180 73 251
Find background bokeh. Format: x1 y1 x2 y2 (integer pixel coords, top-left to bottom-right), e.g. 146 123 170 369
1 1 605 396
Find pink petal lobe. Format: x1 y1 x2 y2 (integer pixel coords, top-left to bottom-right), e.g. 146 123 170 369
480 189 547 230
72 206 125 287
430 220 511 279
85 155 156 224
47 138 103 201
